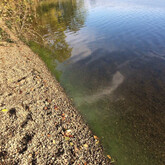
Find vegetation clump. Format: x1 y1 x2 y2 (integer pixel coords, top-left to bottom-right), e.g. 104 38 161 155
0 0 43 42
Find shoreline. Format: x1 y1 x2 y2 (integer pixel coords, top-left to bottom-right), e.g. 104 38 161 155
0 23 110 164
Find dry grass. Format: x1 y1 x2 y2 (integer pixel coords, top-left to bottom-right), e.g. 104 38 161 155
0 0 44 42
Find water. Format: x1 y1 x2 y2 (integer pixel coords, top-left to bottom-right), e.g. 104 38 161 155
33 0 165 164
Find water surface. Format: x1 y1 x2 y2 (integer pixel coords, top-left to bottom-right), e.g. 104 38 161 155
33 0 165 164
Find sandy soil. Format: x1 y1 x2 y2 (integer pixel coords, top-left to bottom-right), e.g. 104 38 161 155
0 22 110 165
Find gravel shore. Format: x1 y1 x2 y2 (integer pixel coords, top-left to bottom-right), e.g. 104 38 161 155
0 23 110 164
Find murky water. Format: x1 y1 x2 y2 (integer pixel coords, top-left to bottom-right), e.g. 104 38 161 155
33 0 165 164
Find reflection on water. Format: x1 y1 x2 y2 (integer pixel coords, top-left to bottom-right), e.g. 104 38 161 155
34 0 165 164
34 0 86 62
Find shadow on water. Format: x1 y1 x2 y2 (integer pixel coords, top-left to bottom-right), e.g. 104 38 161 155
29 0 165 164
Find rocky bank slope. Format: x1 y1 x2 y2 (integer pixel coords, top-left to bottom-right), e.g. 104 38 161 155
0 23 110 165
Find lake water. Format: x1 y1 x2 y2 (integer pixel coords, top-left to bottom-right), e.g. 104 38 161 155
33 0 165 164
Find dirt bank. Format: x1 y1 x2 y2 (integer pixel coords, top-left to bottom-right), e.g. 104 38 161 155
0 22 110 164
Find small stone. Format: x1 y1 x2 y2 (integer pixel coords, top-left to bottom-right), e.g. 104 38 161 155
65 129 72 136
